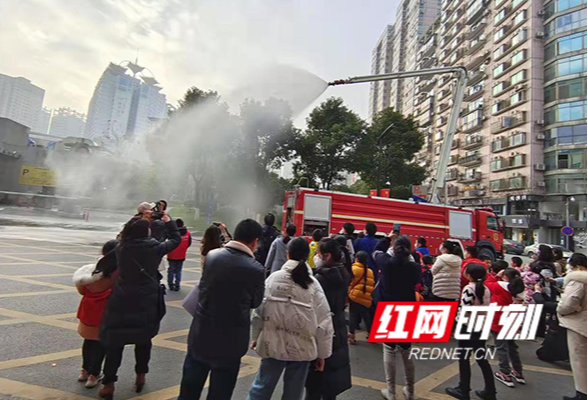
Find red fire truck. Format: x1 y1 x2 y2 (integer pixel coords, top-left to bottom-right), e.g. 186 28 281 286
282 187 504 260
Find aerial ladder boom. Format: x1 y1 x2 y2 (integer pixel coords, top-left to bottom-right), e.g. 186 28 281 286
328 66 469 204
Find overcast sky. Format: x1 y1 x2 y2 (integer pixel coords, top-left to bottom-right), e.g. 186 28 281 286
0 0 400 126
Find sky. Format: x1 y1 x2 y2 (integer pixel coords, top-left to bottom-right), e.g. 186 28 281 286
0 0 400 127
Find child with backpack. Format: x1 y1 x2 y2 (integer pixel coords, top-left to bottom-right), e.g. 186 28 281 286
167 218 192 291
446 263 497 400
486 268 526 388
73 240 119 388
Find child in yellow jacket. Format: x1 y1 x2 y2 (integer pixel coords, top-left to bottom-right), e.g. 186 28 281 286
307 229 324 268
348 251 375 344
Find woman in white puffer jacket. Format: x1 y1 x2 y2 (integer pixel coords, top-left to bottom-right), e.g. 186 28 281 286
247 237 334 400
431 241 463 301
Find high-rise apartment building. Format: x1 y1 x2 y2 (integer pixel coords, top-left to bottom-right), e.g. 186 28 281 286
369 0 442 119
411 0 586 246
0 73 45 131
85 62 167 144
49 107 86 138
369 25 395 118
33 107 52 134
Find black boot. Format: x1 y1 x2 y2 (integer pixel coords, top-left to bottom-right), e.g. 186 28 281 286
564 391 587 400
445 386 470 400
475 389 497 400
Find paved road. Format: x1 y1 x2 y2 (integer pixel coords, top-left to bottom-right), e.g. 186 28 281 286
0 226 574 400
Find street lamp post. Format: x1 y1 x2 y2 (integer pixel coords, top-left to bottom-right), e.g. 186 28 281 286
566 196 576 250
376 123 395 195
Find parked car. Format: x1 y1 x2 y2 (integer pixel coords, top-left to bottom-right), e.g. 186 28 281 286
503 239 524 255
523 243 573 258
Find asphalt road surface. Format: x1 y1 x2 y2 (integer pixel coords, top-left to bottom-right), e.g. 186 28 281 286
0 226 574 400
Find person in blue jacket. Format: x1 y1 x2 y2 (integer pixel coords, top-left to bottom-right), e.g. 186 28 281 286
353 222 379 279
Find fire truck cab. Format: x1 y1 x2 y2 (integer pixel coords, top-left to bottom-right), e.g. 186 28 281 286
283 187 504 261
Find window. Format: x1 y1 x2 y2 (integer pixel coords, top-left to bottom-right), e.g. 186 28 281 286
545 173 587 194
494 44 507 59
493 81 507 95
545 9 587 37
514 9 527 25
544 53 587 81
487 216 500 231
462 109 483 130
510 91 525 104
492 102 504 113
545 100 588 124
494 26 507 41
510 132 526 146
545 124 587 146
491 157 506 170
544 77 587 103
509 177 525 189
545 32 587 61
512 154 526 166
546 149 587 170
492 137 505 151
510 69 527 85
493 62 507 77
511 49 527 65
511 28 528 46
545 0 587 19
467 98 484 112
495 8 508 24
467 0 485 20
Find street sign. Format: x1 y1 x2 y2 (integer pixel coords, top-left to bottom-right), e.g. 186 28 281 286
561 226 574 236
380 188 390 198
412 185 429 197
369 189 378 197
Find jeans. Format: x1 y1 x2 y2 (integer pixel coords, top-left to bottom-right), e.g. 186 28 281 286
168 259 184 289
82 339 105 377
102 341 152 384
178 352 240 400
247 358 310 400
456 335 496 394
349 301 372 335
383 343 414 397
492 332 522 374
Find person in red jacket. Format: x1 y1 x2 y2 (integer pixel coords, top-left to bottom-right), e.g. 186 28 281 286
486 268 525 388
461 246 484 289
167 218 192 291
73 240 119 388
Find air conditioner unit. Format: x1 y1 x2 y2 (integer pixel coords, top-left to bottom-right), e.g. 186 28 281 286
536 31 545 38
512 130 522 135
535 163 546 171
538 9 545 17
537 133 545 140
537 181 546 187
514 84 526 91
536 119 545 126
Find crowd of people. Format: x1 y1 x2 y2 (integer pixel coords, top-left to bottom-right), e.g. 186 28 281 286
72 205 587 400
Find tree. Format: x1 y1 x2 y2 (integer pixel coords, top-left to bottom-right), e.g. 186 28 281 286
292 97 366 189
176 87 220 110
353 107 426 199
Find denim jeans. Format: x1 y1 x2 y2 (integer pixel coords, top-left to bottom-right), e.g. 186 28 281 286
167 259 184 289
247 358 310 400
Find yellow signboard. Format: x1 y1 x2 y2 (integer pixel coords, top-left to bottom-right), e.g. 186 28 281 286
18 165 57 187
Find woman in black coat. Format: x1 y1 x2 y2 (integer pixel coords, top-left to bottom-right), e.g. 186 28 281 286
373 235 421 400
99 215 181 399
306 238 352 400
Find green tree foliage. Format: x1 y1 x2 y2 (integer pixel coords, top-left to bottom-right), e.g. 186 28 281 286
353 107 425 199
292 97 366 189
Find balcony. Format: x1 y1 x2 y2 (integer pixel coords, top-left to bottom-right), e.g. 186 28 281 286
447 185 460 196
467 34 487 55
461 189 486 198
491 112 527 134
448 154 460 166
452 139 460 149
491 176 527 191
442 0 454 11
418 78 437 94
448 49 465 65
466 51 490 71
466 0 486 25
459 153 482 166
464 84 485 102
459 171 483 183
463 135 483 149
491 132 526 152
467 18 488 40
437 102 451 114
437 89 452 101
491 155 526 172
462 111 485 134
446 169 459 181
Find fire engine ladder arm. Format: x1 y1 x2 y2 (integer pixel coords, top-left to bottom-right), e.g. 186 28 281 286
328 66 469 204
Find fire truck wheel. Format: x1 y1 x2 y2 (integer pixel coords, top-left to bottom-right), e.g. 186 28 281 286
478 247 495 262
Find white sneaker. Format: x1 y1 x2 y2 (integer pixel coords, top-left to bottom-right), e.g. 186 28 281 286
78 369 88 382
381 388 396 400
403 386 415 400
85 374 103 388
